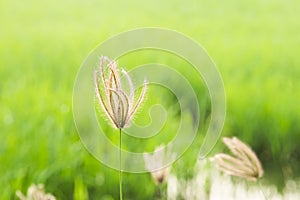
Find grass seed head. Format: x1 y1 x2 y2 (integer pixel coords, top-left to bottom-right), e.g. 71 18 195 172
94 56 147 129
210 137 264 181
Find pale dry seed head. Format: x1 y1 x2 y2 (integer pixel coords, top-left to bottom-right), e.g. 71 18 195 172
94 56 147 129
210 137 264 181
16 184 56 200
143 144 175 185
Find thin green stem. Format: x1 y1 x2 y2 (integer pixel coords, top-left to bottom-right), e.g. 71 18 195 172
119 128 123 200
159 184 163 200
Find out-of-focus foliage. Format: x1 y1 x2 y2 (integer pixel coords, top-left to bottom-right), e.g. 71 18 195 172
1 0 299 199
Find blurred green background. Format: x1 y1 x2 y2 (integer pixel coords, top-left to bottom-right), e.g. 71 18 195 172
1 0 300 199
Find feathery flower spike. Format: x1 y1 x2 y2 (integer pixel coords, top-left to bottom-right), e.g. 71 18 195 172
94 56 147 129
210 137 264 181
143 144 176 184
16 184 56 200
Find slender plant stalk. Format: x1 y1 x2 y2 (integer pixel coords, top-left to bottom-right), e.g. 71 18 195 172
119 128 123 200
159 184 163 200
